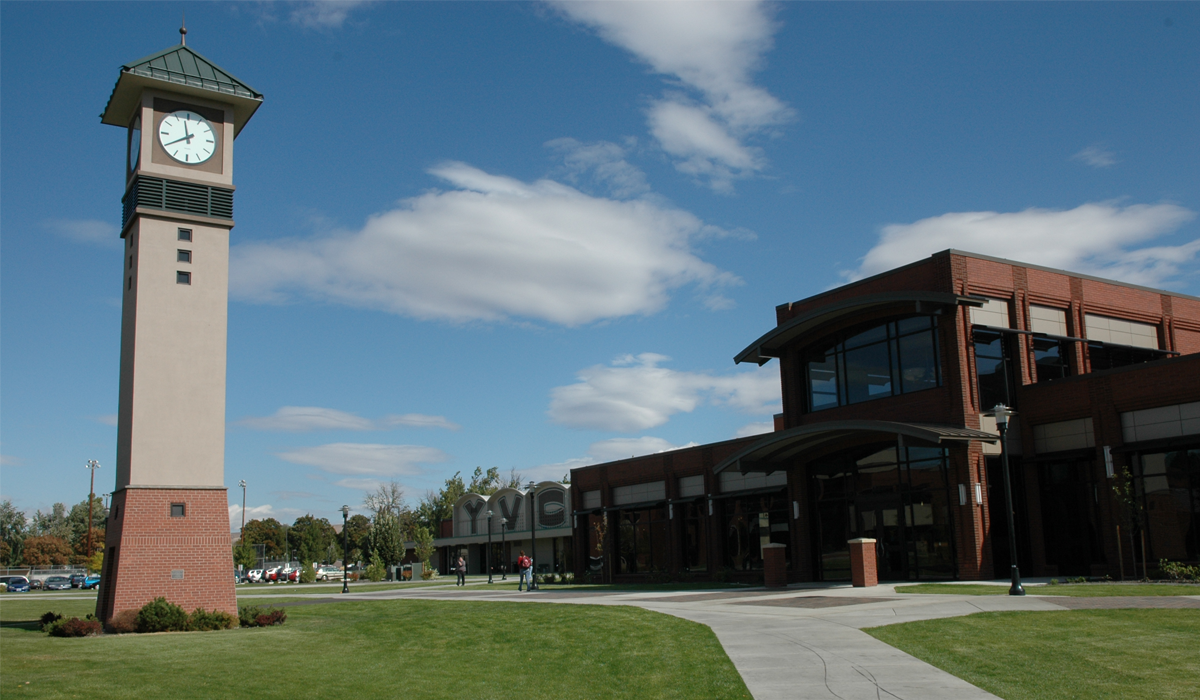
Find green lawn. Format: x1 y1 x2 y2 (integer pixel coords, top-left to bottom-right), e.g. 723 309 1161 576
894 583 1200 596
866 609 1200 700
0 597 749 699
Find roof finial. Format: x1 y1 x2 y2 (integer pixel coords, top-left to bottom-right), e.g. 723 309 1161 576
180 11 187 45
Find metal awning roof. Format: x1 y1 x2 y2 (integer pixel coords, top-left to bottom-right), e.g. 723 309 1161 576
735 292 986 366
713 420 999 474
101 44 263 135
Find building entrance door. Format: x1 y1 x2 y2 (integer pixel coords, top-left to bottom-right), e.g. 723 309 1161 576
856 494 907 580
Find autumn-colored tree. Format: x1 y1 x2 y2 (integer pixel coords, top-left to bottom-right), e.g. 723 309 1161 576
22 535 73 566
72 526 105 564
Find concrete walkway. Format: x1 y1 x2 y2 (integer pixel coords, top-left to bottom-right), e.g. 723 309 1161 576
329 580 1197 700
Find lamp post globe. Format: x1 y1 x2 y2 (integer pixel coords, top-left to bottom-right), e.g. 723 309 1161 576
989 404 1025 596
486 510 494 584
500 516 508 580
340 505 351 594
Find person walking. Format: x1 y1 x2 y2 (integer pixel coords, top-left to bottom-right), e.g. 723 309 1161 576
517 550 532 592
456 554 467 587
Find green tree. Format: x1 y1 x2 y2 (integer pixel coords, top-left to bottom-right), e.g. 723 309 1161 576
22 535 73 566
363 481 407 519
344 514 372 563
412 524 435 567
66 496 108 550
468 466 502 495
233 539 257 570
0 499 28 566
71 526 105 565
288 515 337 564
415 471 466 532
364 552 386 582
369 510 405 569
240 518 287 559
30 503 71 540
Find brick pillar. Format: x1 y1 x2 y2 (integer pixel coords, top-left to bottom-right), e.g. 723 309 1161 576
849 538 878 587
763 543 787 588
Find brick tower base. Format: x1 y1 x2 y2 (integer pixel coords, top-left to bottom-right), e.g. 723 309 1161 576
97 487 236 623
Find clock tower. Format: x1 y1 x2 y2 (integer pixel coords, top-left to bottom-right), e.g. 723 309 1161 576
96 32 262 623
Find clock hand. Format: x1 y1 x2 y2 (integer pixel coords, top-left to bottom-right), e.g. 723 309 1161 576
162 133 195 147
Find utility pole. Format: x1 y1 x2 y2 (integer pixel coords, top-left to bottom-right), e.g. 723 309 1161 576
239 480 247 535
85 460 101 570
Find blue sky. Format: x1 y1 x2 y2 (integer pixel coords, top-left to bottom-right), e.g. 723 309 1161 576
2 1 1197 527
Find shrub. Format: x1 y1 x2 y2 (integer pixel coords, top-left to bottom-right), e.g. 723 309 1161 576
541 573 556 584
136 597 188 633
48 617 102 637
561 572 574 584
421 567 439 580
255 609 287 627
187 608 236 631
1160 559 1200 582
107 609 139 634
364 553 386 582
299 562 316 584
39 611 63 631
239 604 286 628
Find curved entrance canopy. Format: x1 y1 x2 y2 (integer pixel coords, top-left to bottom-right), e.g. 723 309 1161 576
735 291 986 366
713 420 999 474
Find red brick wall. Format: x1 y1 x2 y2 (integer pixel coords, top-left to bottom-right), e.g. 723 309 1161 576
96 488 236 623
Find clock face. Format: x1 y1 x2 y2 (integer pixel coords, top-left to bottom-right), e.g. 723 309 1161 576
158 110 217 164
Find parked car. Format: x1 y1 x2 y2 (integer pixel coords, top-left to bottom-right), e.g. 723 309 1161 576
286 567 300 583
316 565 344 581
69 574 86 588
29 578 44 590
82 574 101 589
0 576 31 593
45 575 72 591
264 566 281 583
246 569 264 583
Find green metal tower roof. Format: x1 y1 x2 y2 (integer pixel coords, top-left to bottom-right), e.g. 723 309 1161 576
101 44 263 136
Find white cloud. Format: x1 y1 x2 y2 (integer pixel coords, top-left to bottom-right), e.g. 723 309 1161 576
531 435 697 481
734 421 775 438
92 414 118 427
333 477 389 492
844 202 1199 287
550 0 791 190
1072 145 1117 168
43 219 120 248
236 406 459 432
0 454 24 467
275 443 449 477
548 353 781 432
289 1 371 29
228 503 306 529
587 436 697 462
231 161 737 325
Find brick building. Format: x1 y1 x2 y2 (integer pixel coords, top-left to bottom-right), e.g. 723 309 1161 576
570 250 1200 583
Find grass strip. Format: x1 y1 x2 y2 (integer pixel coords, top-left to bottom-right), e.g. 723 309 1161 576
1 598 749 699
866 609 1200 700
895 583 1199 596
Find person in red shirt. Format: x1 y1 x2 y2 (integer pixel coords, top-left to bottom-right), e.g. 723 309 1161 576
517 550 533 592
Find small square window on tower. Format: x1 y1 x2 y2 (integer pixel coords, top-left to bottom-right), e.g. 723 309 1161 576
177 271 191 285
177 250 192 263
170 503 186 518
178 228 192 242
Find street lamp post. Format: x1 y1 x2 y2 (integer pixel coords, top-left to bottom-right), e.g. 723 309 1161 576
989 404 1025 596
526 481 539 590
486 510 494 584
239 480 247 534
500 516 508 580
85 461 101 570
340 505 350 594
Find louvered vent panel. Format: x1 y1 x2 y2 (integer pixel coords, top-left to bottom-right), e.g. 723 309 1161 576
121 176 233 226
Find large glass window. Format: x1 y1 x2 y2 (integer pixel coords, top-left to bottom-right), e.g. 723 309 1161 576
1134 448 1200 563
810 443 956 581
1031 336 1071 383
805 316 941 412
974 329 1016 409
615 507 668 574
1088 342 1171 372
680 501 708 572
720 491 790 571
